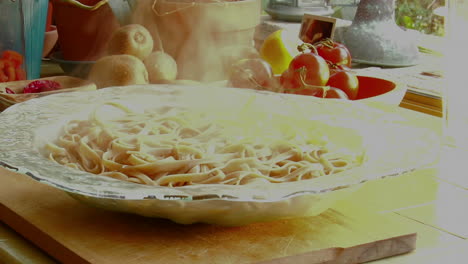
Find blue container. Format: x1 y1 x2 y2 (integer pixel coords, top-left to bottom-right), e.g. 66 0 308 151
0 0 48 80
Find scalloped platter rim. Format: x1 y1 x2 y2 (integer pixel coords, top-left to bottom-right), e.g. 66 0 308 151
0 84 440 225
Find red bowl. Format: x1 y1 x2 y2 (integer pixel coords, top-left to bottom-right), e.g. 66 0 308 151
356 76 397 99
354 75 406 105
271 74 406 105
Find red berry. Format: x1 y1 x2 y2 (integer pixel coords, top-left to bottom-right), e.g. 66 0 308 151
5 87 15 94
23 80 61 93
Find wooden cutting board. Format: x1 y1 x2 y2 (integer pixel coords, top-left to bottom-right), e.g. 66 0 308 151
0 168 416 264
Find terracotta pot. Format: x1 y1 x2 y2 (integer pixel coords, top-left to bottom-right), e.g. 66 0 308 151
51 0 120 61
46 1 54 31
43 25 58 58
132 0 261 81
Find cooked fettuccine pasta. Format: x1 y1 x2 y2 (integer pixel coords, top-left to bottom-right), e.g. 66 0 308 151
45 102 364 187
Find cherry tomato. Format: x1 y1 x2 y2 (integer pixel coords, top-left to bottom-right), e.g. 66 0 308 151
280 69 326 96
280 72 348 99
315 39 352 67
288 52 330 86
279 69 300 91
326 71 359 100
327 61 351 75
325 87 349 99
228 58 280 91
279 44 329 96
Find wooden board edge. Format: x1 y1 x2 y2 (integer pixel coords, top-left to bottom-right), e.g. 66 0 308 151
0 221 57 264
0 203 88 264
255 232 417 264
340 232 417 263
399 101 443 117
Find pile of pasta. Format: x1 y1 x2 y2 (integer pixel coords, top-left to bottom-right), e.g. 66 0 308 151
45 102 364 187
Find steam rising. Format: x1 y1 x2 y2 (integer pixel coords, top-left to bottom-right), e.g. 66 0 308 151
130 0 261 81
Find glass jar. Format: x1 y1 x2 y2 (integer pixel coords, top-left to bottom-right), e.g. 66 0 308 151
0 0 48 81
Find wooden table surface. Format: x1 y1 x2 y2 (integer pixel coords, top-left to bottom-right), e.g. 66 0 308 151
1 153 467 263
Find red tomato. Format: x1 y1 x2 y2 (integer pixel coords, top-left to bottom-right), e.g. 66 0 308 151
279 69 300 91
315 39 352 67
280 69 329 97
280 44 330 96
327 61 351 75
288 52 330 87
325 87 349 99
228 58 279 91
326 71 359 100
280 69 326 96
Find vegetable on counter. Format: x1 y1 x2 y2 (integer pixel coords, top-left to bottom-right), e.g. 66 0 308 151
259 29 302 75
314 39 352 67
228 58 281 92
2 80 62 94
326 70 359 100
4 87 15 94
23 80 61 93
2 50 24 68
279 43 330 96
0 50 27 83
230 32 361 101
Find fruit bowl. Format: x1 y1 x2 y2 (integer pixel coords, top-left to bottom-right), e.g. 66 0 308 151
0 76 97 111
354 75 406 106
268 74 406 106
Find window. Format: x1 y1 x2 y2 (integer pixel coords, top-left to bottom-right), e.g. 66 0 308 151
395 0 445 36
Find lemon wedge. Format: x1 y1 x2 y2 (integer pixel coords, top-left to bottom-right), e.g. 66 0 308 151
260 29 302 75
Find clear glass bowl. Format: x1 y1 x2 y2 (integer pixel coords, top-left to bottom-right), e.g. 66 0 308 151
0 85 440 226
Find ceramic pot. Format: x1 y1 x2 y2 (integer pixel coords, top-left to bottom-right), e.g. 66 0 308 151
43 25 58 58
132 0 262 82
339 0 419 67
51 0 120 61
